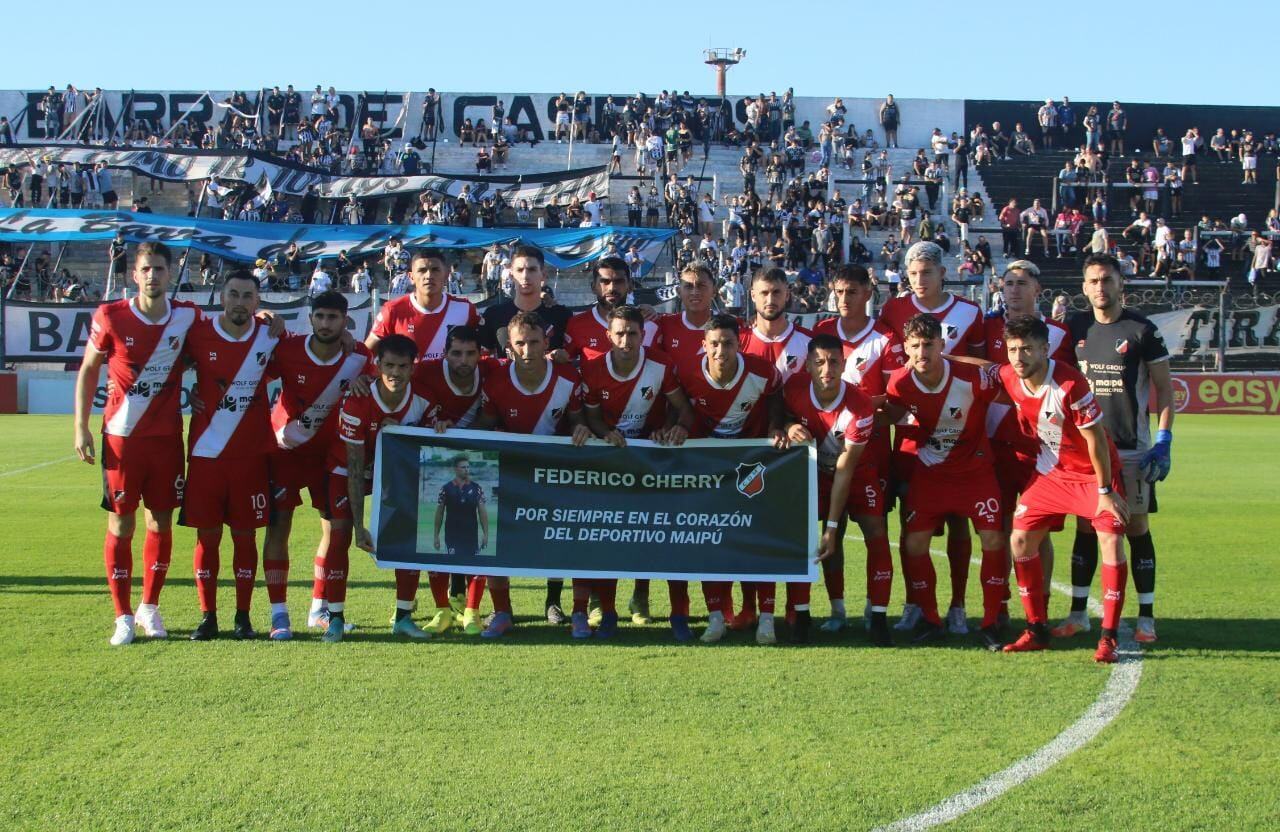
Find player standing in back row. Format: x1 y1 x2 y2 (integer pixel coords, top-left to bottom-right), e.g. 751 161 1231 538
1058 253 1173 644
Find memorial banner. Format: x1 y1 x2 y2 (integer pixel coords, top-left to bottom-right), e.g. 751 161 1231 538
370 427 818 582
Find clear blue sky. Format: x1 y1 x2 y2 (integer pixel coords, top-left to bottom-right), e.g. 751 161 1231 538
6 1 1268 106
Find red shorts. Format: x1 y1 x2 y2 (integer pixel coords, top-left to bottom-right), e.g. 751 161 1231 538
818 464 886 519
1013 471 1126 535
325 473 370 523
268 448 329 513
100 433 185 515
993 451 1035 514
903 467 1002 533
181 455 270 530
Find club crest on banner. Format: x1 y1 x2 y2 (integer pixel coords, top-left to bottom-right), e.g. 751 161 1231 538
735 462 766 498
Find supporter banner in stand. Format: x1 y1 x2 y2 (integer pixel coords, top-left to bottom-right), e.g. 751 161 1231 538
1148 306 1280 362
0 208 675 271
0 145 607 206
370 427 818 581
1167 373 1280 415
2 297 373 362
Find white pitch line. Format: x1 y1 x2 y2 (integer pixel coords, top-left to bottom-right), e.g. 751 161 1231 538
0 455 78 478
842 533 1143 831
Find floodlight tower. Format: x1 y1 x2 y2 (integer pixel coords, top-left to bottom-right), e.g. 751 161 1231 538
703 47 745 97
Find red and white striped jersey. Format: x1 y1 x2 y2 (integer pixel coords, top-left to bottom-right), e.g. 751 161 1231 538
678 352 781 439
879 293 985 357
811 316 902 397
329 386 435 476
370 293 480 362
782 375 875 475
410 355 503 428
185 317 279 460
480 360 581 436
563 306 658 362
998 360 1114 481
579 348 680 438
87 298 202 439
886 360 999 473
269 335 373 452
983 311 1074 366
740 321 813 382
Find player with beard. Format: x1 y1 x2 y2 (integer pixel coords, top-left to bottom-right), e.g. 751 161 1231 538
883 314 1007 646
564 256 658 362
676 314 785 644
778 334 877 643
572 305 695 640
729 267 812 631
75 242 200 645
365 248 479 361
263 292 371 640
182 272 281 641
994 315 1129 662
879 241 985 636
811 265 901 635
466 311 584 638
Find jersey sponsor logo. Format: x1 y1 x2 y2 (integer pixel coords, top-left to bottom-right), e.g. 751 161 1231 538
735 461 766 498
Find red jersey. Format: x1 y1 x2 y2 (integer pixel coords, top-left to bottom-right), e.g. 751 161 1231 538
983 311 1074 366
740 321 813 382
87 298 202 439
579 348 680 438
330 386 435 476
886 360 999 473
679 353 781 439
811 316 902 397
998 360 1116 481
480 360 582 436
782 375 875 475
269 336 372 452
564 306 658 362
410 355 503 428
369 293 480 362
185 317 279 460
878 293 985 356
655 312 716 366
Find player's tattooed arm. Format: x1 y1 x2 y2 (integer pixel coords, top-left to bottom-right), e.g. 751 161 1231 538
346 444 374 552
257 310 288 339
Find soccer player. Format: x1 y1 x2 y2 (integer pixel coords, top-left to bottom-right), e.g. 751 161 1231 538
564 256 658 362
731 266 812 631
263 291 371 640
182 271 281 641
779 334 877 643
365 247 479 361
1058 253 1173 644
677 314 785 644
432 455 490 628
878 241 985 635
75 242 199 645
468 311 584 638
883 314 1007 646
996 315 1130 662
330 335 436 642
811 264 900 634
655 264 720 367
573 305 695 640
479 245 573 357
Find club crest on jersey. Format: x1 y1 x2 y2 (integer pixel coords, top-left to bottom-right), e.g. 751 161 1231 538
168 336 180 351
550 407 565 421
640 386 654 400
785 354 798 369
255 351 268 366
1114 339 1129 355
949 406 962 419
946 325 958 339
735 462 766 498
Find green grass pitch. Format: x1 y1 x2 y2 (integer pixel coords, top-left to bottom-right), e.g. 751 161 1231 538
1 414 1276 830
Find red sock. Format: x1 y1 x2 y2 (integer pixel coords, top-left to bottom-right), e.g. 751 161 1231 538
701 581 728 613
866 536 893 610
756 582 776 615
633 578 650 599
140 529 171 606
738 581 757 616
194 529 222 613
263 557 289 605
427 571 450 607
311 554 327 602
979 548 1008 628
325 527 352 605
947 534 972 609
488 580 512 613
668 580 690 617
103 533 134 616
823 552 845 601
232 534 258 612
1013 554 1047 625
598 579 617 614
466 576 486 609
785 582 811 611
904 555 940 624
1101 561 1127 633
395 569 420 603
572 578 591 614
898 538 915 605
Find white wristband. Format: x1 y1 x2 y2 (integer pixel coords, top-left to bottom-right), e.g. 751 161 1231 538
825 520 839 529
